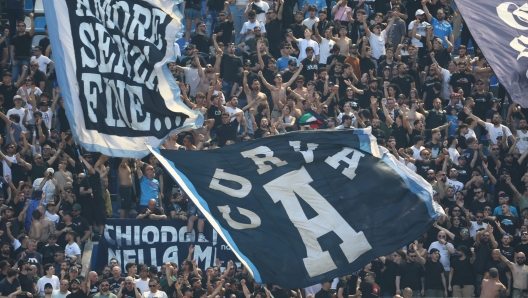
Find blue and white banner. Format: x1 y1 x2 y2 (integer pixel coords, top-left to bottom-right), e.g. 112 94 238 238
150 129 443 288
97 219 236 271
456 0 528 108
43 0 204 157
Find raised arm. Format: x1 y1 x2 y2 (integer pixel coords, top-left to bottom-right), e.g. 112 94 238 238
422 0 432 22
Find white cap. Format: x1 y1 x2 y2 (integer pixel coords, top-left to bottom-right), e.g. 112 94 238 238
46 168 55 175
415 9 425 16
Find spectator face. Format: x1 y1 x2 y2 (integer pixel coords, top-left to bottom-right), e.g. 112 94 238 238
17 22 26 33
517 253 526 265
89 272 98 282
475 212 484 224
45 286 53 294
71 281 80 290
522 232 528 242
149 281 158 292
430 250 440 261
295 14 303 23
145 166 155 179
60 261 69 271
319 12 326 21
460 229 469 239
251 80 261 91
406 252 416 262
100 282 110 293
492 114 501 125
28 241 37 253
502 235 511 245
60 281 69 292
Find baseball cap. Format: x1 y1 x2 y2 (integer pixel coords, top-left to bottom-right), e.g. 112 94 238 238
415 9 425 15
185 44 196 51
72 203 82 211
70 266 79 272
48 233 57 239
490 98 500 104
243 60 252 66
125 276 134 282
432 190 438 196
13 95 22 101
71 279 81 284
457 155 467 160
46 168 55 175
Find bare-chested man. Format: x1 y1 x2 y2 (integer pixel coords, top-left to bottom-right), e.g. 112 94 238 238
162 134 182 150
481 268 506 298
36 205 54 245
500 252 528 298
258 62 303 121
118 158 133 219
405 100 425 128
29 211 42 241
242 71 268 134
473 55 492 91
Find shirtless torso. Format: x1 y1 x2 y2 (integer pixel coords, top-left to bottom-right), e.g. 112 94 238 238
39 217 54 243
480 278 505 298
407 108 425 128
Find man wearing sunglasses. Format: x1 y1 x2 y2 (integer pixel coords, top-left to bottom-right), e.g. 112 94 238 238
93 280 117 298
142 279 167 298
116 277 141 298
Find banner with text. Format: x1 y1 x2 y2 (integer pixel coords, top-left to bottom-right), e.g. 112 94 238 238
96 219 236 270
456 0 528 108
43 0 204 157
150 129 444 288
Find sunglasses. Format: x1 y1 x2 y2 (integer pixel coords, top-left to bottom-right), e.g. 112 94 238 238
438 235 445 238
149 285 157 288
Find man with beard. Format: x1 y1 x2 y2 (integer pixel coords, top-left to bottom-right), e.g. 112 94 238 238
0 206 22 244
465 108 515 145
288 12 308 38
484 249 511 296
275 42 298 72
212 39 242 95
449 61 475 98
471 78 493 122
422 2 454 48
348 78 383 109
513 119 528 154
499 252 528 297
408 10 430 56
473 228 499 296
0 243 14 266
391 62 415 97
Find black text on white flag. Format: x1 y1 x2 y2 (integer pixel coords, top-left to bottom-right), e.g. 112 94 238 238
44 0 203 157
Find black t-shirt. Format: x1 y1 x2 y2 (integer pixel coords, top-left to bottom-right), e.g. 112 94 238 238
424 259 444 290
359 281 380 298
0 83 17 111
498 243 515 262
415 160 434 179
121 288 140 298
391 123 409 149
32 70 46 88
11 33 32 57
213 21 234 45
496 215 519 236
515 242 528 264
361 89 383 109
425 110 447 130
300 58 318 82
359 56 377 75
190 34 212 54
382 259 399 295
265 19 282 43
314 288 332 298
18 273 33 294
450 257 474 285
185 0 202 10
336 280 348 298
391 75 415 98
207 105 222 131
216 117 239 147
484 260 510 288
454 164 472 185
0 217 20 244
55 222 81 247
220 54 242 82
72 215 90 236
449 73 475 97
108 277 124 294
397 261 424 290
472 91 493 120
0 278 20 296
67 289 88 298
39 37 50 53
81 171 104 205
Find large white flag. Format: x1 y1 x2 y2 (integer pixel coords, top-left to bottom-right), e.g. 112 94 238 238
44 0 203 157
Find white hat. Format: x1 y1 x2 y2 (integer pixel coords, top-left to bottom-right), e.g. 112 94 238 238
46 168 55 175
415 9 425 16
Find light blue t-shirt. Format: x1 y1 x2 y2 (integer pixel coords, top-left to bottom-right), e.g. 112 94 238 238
139 176 160 206
431 17 453 47
493 205 519 217
276 57 298 72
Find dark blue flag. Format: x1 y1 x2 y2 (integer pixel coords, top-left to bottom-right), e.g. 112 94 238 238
150 129 442 287
456 0 528 108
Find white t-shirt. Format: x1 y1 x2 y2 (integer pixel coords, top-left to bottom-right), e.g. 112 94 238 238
485 122 512 145
297 39 320 61
319 38 335 66
37 275 60 295
240 20 266 40
440 67 452 99
7 107 31 131
17 86 42 113
135 279 149 294
52 290 70 298
182 67 203 97
46 211 60 225
2 155 16 178
408 21 430 47
466 128 476 140
516 129 528 154
32 178 56 204
412 145 425 160
369 31 387 59
302 17 319 30
142 291 168 298
428 241 454 271
249 1 269 23
30 55 52 73
469 221 488 237
446 178 464 192
65 242 81 257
